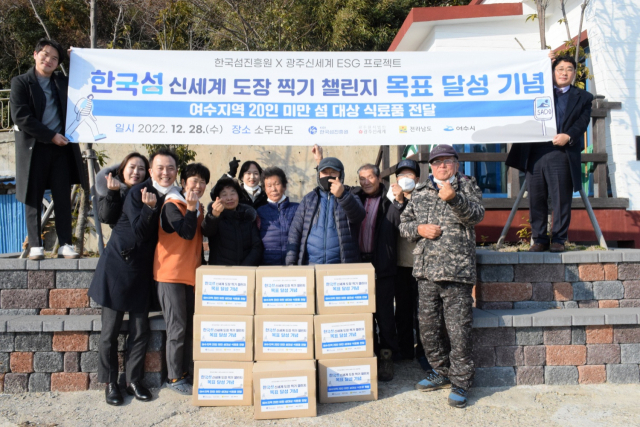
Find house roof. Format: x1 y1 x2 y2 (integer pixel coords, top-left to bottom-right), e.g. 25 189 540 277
388 3 524 51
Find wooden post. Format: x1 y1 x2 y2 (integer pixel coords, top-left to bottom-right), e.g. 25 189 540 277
592 97 608 198
418 145 430 183
382 146 390 185
506 143 521 198
397 145 406 163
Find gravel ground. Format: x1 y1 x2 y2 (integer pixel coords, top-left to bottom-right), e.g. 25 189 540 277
1 361 639 427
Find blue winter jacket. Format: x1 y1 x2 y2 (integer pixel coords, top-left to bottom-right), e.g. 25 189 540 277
256 197 299 266
307 191 340 264
285 186 366 265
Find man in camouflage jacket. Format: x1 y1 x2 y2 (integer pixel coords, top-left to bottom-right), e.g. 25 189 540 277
399 144 484 408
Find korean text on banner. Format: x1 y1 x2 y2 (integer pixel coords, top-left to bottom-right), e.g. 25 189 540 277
65 50 557 145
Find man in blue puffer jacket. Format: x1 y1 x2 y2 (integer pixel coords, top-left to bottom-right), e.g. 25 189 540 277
286 157 365 265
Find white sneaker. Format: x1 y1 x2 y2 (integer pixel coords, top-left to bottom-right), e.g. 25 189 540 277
58 244 80 259
28 247 45 260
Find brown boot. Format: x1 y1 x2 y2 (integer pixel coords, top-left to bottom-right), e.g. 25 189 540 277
529 243 549 252
550 242 566 253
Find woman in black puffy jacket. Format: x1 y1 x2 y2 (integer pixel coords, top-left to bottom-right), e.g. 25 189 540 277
95 152 150 226
201 177 263 266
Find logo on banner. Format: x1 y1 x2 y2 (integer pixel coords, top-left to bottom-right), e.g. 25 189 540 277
444 126 454 131
399 126 407 134
308 126 317 135
65 94 107 142
534 96 553 136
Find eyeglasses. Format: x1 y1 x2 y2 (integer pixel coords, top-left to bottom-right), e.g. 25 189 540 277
431 159 457 167
555 68 575 73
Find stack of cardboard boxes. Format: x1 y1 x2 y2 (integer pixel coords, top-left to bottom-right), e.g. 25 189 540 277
314 264 378 404
191 263 378 420
253 266 318 419
192 266 256 407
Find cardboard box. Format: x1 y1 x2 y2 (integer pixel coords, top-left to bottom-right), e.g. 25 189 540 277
253 360 317 420
254 315 314 361
317 357 378 403
195 266 256 315
192 361 253 406
314 263 376 314
255 266 315 315
314 313 374 360
193 315 254 361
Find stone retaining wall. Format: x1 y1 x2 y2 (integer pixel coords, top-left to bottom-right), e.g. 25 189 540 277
0 259 99 315
475 261 640 310
472 324 640 386
0 330 164 393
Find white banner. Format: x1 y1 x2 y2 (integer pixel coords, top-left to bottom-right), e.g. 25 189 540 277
65 49 557 145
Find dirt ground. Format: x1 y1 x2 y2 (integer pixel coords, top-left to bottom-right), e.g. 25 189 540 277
1 360 639 427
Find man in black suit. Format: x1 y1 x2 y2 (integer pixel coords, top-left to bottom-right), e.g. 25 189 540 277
10 39 87 259
506 55 593 252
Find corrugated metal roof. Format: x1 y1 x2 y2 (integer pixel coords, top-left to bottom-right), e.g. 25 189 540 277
0 194 27 254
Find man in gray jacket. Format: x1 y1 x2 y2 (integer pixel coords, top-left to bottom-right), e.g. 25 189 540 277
399 144 484 408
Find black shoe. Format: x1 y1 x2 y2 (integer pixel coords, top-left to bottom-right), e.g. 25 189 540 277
105 382 123 406
378 349 394 382
126 381 152 402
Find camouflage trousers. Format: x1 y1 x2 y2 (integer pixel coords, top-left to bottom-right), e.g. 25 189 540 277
417 279 474 390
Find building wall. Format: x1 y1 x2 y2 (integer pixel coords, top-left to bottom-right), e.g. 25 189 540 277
585 0 640 209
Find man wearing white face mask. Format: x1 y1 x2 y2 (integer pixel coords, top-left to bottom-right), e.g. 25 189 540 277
350 163 407 382
393 160 431 372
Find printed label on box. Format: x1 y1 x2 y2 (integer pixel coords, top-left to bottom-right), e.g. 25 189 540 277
323 274 369 306
197 368 244 400
200 321 246 353
262 276 308 308
260 376 309 412
263 322 308 353
202 275 248 307
326 365 372 397
321 321 366 354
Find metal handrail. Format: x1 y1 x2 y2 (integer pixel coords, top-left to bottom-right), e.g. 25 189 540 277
0 89 12 132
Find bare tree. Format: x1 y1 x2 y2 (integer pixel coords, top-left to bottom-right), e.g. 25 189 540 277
27 0 67 76
559 0 572 41
574 0 590 66
533 0 550 50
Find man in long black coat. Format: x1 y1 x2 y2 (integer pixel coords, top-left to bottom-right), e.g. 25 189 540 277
351 163 406 382
10 38 86 259
506 55 593 253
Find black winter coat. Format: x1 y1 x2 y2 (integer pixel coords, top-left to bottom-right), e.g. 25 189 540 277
202 203 263 266
285 186 365 266
506 85 594 192
352 185 406 278
239 186 268 210
10 67 87 203
88 179 163 313
95 164 129 227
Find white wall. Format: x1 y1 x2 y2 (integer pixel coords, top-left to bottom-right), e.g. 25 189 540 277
585 0 640 209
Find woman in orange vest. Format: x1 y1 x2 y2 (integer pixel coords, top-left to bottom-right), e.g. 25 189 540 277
153 163 210 395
